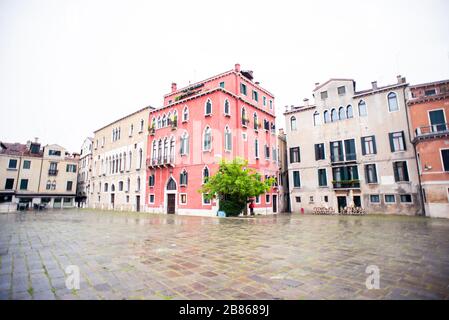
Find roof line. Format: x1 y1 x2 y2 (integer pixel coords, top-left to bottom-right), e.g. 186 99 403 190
94 106 155 133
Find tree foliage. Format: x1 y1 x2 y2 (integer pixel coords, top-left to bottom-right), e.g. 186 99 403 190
199 158 275 216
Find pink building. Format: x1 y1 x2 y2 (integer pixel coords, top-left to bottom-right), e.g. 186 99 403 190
145 64 279 216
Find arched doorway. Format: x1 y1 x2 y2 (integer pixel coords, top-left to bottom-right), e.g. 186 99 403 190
166 177 177 214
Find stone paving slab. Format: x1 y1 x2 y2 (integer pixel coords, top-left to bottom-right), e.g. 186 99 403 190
1 209 449 300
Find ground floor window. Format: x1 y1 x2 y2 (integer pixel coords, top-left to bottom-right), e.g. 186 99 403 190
295 196 301 203
265 194 271 204
385 194 395 203
202 194 211 205
324 196 328 202
41 198 51 204
370 194 380 203
255 195 260 204
180 193 187 205
0 194 12 203
149 194 155 204
400 194 412 203
126 195 129 203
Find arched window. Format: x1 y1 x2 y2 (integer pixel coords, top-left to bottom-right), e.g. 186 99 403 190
157 116 161 128
205 99 212 116
119 154 122 171
224 126 232 151
127 178 130 192
324 110 330 123
137 177 141 191
169 137 175 162
151 118 156 130
157 140 162 162
46 180 51 190
138 148 143 169
51 180 56 190
111 184 115 192
203 127 212 151
331 109 338 122
180 132 189 155
358 100 367 117
163 138 169 160
224 99 230 116
346 105 353 118
118 181 123 191
388 92 398 111
180 169 188 186
167 112 172 126
167 177 177 190
128 151 132 171
130 124 134 136
162 114 167 127
339 107 346 120
203 166 209 184
140 119 144 132
152 141 157 160
290 116 297 131
253 112 259 130
241 107 248 126
182 106 189 122
313 112 320 126
173 110 178 126
104 183 108 192
123 152 126 171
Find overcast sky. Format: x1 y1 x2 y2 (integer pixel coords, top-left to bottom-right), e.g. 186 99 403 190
1 0 448 152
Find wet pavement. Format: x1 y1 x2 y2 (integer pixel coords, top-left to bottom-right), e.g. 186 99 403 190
0 209 448 300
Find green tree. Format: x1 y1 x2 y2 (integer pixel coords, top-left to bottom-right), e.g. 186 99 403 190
199 158 275 216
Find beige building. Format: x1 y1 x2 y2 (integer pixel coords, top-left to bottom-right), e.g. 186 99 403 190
76 137 93 207
277 128 290 213
284 76 422 215
89 106 154 212
0 139 79 212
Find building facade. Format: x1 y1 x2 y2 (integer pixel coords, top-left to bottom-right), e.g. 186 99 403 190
89 106 154 212
407 79 449 218
0 139 79 212
146 64 279 216
277 128 290 213
285 76 422 215
76 137 93 207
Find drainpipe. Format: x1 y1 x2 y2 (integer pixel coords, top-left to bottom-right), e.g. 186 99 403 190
403 87 426 216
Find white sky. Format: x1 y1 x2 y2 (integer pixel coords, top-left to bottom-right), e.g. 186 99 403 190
1 0 448 153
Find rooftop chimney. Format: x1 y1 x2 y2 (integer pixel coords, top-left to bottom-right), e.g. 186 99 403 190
255 81 260 85
303 98 309 106
397 75 406 84
171 83 177 93
284 105 289 112
371 81 378 90
235 63 241 72
315 82 320 87
34 137 39 143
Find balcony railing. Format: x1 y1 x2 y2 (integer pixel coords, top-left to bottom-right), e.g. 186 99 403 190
332 180 360 189
48 169 58 176
415 123 449 138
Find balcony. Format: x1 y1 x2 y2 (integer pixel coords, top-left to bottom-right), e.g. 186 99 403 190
332 180 360 189
48 169 58 176
413 123 449 143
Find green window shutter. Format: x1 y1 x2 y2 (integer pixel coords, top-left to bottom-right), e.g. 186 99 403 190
401 131 407 151
389 133 395 152
361 137 366 155
372 136 377 154
315 144 319 161
403 162 409 181
393 163 399 182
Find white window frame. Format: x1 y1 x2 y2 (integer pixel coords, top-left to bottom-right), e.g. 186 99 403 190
202 193 211 205
369 194 381 204
387 92 399 113
399 194 413 204
384 194 396 204
265 193 271 204
358 100 368 117
205 99 212 116
224 99 231 116
182 106 189 122
179 193 188 205
203 126 212 152
365 163 378 184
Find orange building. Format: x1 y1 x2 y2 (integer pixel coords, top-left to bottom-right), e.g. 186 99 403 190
408 80 449 218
